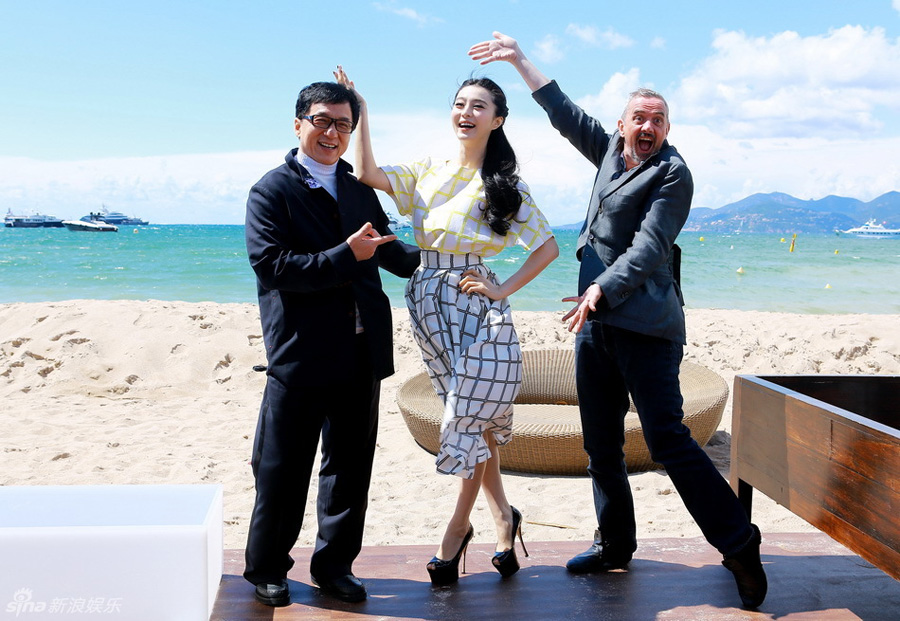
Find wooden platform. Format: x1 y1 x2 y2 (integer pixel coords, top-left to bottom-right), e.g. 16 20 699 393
212 534 899 620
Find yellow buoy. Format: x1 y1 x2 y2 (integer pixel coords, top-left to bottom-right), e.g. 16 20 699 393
699 236 705 242
780 238 786 243
834 249 839 255
825 283 832 289
789 233 797 253
736 267 745 275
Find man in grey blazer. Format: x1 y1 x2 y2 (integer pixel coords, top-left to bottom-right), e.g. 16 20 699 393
471 32 767 609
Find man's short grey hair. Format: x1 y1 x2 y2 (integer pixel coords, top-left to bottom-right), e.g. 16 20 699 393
621 88 669 120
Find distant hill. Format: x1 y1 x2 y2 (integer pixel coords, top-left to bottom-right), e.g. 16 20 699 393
683 191 900 234
554 221 584 231
552 191 900 234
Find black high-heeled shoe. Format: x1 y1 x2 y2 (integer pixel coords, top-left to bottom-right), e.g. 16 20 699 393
492 506 529 577
427 524 475 586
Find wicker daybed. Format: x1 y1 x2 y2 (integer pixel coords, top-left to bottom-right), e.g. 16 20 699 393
396 349 728 475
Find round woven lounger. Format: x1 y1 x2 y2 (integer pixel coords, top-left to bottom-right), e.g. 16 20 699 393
396 349 728 476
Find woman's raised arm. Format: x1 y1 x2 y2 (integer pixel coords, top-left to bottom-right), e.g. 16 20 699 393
334 65 392 193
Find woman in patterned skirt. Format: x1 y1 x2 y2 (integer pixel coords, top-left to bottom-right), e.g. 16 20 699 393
336 67 558 584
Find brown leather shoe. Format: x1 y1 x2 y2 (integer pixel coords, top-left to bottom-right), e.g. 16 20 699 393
722 524 768 609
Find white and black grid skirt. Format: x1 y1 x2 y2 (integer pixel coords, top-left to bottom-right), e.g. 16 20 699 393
405 250 522 479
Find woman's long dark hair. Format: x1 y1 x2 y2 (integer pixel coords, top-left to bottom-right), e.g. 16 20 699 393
457 78 522 236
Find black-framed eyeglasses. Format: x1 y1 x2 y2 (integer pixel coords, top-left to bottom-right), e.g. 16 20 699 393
299 114 354 134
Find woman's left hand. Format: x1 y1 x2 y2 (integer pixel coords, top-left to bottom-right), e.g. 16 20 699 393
334 65 365 103
459 269 504 300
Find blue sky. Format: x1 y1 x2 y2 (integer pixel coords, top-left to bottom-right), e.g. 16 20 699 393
2 1 899 224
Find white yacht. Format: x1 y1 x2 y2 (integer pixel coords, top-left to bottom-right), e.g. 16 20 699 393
62 219 118 232
840 219 900 239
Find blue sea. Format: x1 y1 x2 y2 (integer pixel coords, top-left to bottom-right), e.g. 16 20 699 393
2 225 899 314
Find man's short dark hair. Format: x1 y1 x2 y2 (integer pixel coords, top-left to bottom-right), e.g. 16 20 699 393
295 82 360 130
622 88 669 120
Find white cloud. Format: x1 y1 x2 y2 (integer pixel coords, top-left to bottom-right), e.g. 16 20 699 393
674 26 900 138
671 124 900 208
362 102 900 223
371 1 440 27
364 112 457 168
574 69 644 124
650 37 666 50
532 34 565 64
0 111 596 227
894 0 900 14
565 24 634 49
505 118 597 225
4 79 899 227
0 152 280 224
531 25 634 66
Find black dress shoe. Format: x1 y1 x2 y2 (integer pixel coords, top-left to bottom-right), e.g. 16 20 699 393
254 579 290 607
566 530 633 574
311 573 367 603
722 523 767 609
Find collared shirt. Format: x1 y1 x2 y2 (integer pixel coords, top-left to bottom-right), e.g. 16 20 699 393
614 152 627 179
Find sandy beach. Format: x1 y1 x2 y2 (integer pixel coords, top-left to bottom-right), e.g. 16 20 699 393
2 300 898 551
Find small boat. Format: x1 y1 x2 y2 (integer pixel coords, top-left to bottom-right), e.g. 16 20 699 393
62 219 118 232
4 209 65 228
840 219 900 239
387 213 411 230
79 206 148 226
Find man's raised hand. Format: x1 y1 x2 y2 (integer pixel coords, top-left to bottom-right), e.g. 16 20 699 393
468 31 522 65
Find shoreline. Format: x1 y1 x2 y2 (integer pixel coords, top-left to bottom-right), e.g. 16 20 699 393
2 300 898 549
5 226 900 315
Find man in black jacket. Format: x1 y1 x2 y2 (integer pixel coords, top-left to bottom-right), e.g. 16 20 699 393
243 81 419 606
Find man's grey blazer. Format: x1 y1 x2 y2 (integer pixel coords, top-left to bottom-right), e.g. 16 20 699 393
533 81 692 344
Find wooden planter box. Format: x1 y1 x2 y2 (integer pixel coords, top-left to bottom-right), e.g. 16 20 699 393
731 375 899 580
